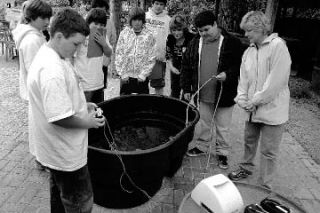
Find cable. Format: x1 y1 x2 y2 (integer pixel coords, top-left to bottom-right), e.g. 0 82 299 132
101 119 154 200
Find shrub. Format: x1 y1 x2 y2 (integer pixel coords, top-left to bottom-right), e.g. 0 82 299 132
46 0 70 7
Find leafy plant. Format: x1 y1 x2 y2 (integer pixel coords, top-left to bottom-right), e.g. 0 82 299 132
46 0 70 7
167 0 215 27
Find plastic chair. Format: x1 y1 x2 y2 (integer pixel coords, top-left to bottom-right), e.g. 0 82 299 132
4 29 16 61
0 20 16 61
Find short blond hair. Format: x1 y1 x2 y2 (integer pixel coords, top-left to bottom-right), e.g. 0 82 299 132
240 11 271 34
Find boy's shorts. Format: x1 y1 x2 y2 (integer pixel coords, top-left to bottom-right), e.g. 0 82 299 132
149 60 166 88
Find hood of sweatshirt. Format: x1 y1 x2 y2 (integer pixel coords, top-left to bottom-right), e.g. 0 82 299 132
12 24 43 48
147 7 169 18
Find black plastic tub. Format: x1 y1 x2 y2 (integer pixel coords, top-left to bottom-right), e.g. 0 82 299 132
88 95 199 209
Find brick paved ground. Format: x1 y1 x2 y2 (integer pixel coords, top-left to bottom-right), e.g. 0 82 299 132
1 54 320 213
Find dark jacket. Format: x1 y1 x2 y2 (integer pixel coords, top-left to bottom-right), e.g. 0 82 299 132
180 28 245 107
166 31 194 70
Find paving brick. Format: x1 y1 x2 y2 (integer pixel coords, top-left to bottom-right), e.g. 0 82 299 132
189 157 201 168
0 186 15 206
173 182 195 192
0 159 9 170
1 160 17 172
300 199 318 213
150 205 161 213
30 196 50 208
295 187 315 200
182 167 194 180
24 170 49 184
1 202 26 213
7 183 40 204
0 149 10 159
310 187 320 201
23 205 42 213
6 149 28 162
161 204 175 213
173 189 184 207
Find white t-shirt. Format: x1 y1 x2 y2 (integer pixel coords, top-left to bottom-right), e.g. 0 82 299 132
27 44 89 171
75 39 104 92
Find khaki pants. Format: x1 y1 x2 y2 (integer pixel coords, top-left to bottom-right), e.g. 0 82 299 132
189 101 234 156
240 121 284 189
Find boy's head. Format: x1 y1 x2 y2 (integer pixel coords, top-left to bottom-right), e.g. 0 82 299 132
23 0 52 31
194 10 219 42
91 0 109 13
128 7 145 32
151 0 166 15
86 8 107 27
49 8 90 59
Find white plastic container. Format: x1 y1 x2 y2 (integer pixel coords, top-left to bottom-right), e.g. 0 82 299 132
190 174 243 213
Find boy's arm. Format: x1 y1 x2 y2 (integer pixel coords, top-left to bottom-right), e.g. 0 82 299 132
235 52 249 109
53 112 104 129
42 75 105 129
138 35 156 81
114 31 126 76
94 32 112 57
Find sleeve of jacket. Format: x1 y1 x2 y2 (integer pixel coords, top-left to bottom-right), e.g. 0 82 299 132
138 34 156 81
223 36 244 84
180 40 193 93
166 35 174 60
21 34 44 72
251 39 291 105
235 49 250 108
115 30 126 76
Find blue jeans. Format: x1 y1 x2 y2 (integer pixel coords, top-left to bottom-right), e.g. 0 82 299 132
49 164 93 213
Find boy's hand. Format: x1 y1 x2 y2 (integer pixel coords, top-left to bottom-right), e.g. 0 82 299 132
184 93 191 101
87 110 105 129
87 102 98 113
215 72 226 81
94 31 107 47
167 60 180 74
170 66 180 75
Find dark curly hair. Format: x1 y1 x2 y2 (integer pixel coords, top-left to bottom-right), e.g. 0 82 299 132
152 0 167 4
49 8 90 39
86 8 107 26
194 10 217 28
128 7 146 26
23 0 52 23
91 0 109 12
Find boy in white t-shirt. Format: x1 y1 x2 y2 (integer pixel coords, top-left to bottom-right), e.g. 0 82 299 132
75 8 113 103
27 8 105 212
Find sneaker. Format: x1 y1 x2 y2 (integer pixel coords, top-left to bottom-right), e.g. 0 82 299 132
228 167 252 181
186 147 205 157
217 155 229 170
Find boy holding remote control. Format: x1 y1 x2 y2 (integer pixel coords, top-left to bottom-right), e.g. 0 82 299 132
27 8 105 212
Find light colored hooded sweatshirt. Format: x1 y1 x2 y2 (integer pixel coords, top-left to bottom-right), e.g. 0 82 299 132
13 24 46 100
235 33 291 125
146 8 171 61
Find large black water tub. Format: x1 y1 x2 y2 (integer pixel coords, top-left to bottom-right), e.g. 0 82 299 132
88 95 199 209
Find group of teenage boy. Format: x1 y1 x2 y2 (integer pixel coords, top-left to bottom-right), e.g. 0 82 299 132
12 0 291 212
